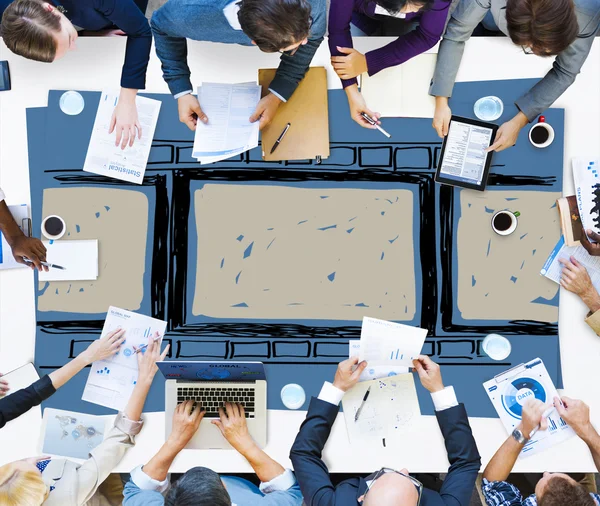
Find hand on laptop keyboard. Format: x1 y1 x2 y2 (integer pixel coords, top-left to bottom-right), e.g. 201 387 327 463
211 402 254 451
168 400 205 449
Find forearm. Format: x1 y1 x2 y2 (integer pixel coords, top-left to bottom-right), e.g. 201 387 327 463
0 200 24 242
141 440 182 481
581 288 600 314
580 425 600 472
483 434 522 482
238 441 285 483
124 378 152 422
48 354 89 390
120 87 139 104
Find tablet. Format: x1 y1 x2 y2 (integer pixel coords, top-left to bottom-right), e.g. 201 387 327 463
435 115 498 191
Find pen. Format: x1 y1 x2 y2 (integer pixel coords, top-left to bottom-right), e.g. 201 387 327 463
23 257 66 270
354 386 372 422
528 406 556 439
133 334 162 355
360 113 391 139
270 122 291 154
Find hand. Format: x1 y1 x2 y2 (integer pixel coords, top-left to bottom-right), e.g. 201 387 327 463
250 93 282 130
0 373 8 397
168 400 205 449
109 90 141 149
559 256 594 296
178 94 208 131
554 396 592 439
520 398 548 436
79 328 127 364
212 402 254 453
8 235 47 271
581 229 600 256
346 85 380 129
135 332 170 385
412 355 444 393
331 47 368 80
332 357 367 392
487 112 528 152
432 97 451 138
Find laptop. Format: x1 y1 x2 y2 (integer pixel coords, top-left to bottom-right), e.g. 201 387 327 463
157 361 267 449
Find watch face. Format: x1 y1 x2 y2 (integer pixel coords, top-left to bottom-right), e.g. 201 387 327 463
512 429 525 443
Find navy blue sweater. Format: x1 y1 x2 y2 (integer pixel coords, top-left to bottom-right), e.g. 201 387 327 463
0 375 55 429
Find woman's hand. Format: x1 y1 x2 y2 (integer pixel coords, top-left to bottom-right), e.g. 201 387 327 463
80 328 126 365
331 47 368 80
135 332 170 385
109 88 141 150
345 85 380 129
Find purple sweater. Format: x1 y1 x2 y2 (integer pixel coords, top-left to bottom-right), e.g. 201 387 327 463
328 0 450 88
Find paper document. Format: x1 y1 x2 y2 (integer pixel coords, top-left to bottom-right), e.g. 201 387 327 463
83 306 167 411
572 158 600 236
0 204 31 270
342 374 420 444
358 317 427 368
40 408 106 460
483 358 576 457
38 240 98 281
193 82 261 163
541 236 600 292
361 54 436 118
83 91 161 184
349 340 408 381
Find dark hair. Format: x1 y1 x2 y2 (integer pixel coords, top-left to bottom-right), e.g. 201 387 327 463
1 0 61 62
506 0 579 56
538 477 596 506
375 0 435 16
165 467 231 506
238 0 312 53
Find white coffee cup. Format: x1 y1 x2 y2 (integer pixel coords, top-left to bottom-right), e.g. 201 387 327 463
281 383 306 410
482 334 512 360
491 210 520 236
41 215 66 240
528 116 555 148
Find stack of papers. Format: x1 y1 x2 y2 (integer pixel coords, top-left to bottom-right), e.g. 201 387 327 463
193 82 261 164
541 235 600 291
39 240 98 281
572 158 600 236
349 340 408 381
83 91 161 184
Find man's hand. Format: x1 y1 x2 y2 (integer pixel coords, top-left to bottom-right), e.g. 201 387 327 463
250 93 282 130
136 332 170 385
212 402 254 453
79 328 127 365
109 89 141 149
555 396 592 439
8 235 47 271
559 256 600 312
520 399 547 436
331 47 368 80
0 373 8 398
345 85 380 129
412 355 444 393
168 400 205 449
581 229 600 256
432 97 451 138
487 112 528 152
178 94 208 131
332 357 367 392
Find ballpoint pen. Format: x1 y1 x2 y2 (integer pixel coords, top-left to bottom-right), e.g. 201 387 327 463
133 334 162 354
23 257 66 270
354 386 372 422
360 112 391 139
528 406 557 439
270 122 291 154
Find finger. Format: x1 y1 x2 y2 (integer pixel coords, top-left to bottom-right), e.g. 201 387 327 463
211 419 224 432
587 230 600 243
345 356 359 369
160 344 170 361
570 256 582 268
336 46 354 54
356 116 376 129
108 328 126 342
136 120 142 140
351 361 368 380
27 253 42 271
554 396 567 415
121 129 129 150
193 105 208 124
224 401 234 417
232 402 241 419
259 116 270 131
561 396 573 407
218 406 227 421
109 112 116 134
239 403 245 418
540 417 548 431
442 118 450 137
330 56 347 63
249 109 262 123
486 139 503 152
129 127 135 147
183 117 197 131
115 125 123 147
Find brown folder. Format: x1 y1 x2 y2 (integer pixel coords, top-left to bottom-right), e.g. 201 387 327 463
259 66 330 161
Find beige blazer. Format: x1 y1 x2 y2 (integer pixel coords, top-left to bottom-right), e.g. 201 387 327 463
42 412 143 506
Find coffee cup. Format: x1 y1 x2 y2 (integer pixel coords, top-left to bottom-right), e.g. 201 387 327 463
491 210 520 236
42 215 66 240
529 116 554 148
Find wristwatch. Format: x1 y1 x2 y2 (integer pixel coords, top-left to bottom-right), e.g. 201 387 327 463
512 428 528 444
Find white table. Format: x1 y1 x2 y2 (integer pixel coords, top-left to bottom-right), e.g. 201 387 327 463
1 37 600 473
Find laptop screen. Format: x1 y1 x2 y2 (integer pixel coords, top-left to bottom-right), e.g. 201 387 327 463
157 361 266 381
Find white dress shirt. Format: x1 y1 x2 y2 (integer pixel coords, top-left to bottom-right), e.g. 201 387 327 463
374 5 407 18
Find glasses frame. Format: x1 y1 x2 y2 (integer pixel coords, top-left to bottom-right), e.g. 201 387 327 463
360 468 423 505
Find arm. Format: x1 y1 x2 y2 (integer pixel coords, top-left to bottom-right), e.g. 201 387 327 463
328 0 358 88
0 376 54 429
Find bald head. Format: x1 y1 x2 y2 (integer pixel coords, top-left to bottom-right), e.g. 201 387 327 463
361 471 419 506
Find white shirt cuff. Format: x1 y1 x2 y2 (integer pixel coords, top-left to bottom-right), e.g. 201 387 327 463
430 386 459 412
130 464 170 493
317 381 345 406
259 468 297 494
174 90 193 100
267 88 287 103
0 187 5 202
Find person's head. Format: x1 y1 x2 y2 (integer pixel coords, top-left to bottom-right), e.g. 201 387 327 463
358 468 421 506
165 466 231 506
535 473 596 506
1 0 78 63
0 458 49 506
375 0 435 16
505 0 579 56
238 0 312 54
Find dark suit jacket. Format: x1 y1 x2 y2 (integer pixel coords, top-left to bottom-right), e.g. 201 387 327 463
290 397 481 506
0 375 55 429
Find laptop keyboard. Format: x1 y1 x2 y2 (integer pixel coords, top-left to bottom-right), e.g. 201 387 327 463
177 386 256 419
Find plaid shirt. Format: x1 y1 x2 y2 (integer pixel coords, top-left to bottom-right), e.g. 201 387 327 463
482 478 600 506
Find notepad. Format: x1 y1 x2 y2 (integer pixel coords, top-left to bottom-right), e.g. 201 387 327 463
361 53 437 118
39 240 98 281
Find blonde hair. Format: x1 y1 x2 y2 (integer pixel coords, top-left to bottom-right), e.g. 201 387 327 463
0 462 48 506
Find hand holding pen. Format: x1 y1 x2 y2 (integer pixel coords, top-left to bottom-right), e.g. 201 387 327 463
361 113 391 138
133 331 163 355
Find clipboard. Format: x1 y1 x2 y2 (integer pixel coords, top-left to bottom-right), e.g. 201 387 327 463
488 358 543 386
259 67 330 162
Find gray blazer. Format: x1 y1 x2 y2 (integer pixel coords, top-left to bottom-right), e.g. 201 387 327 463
430 0 600 120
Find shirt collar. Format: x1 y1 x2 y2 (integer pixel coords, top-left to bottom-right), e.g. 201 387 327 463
223 0 242 31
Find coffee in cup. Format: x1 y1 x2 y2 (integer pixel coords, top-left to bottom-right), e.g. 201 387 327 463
42 215 66 240
529 115 555 148
491 210 520 236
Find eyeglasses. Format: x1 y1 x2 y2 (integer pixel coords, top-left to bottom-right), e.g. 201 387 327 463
521 45 534 55
277 16 313 56
360 468 423 505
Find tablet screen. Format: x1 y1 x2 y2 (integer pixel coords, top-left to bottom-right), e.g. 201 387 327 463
439 120 494 186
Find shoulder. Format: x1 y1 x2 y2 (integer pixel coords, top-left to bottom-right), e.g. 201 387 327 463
481 478 524 504
573 0 600 35
152 0 216 22
307 0 327 33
